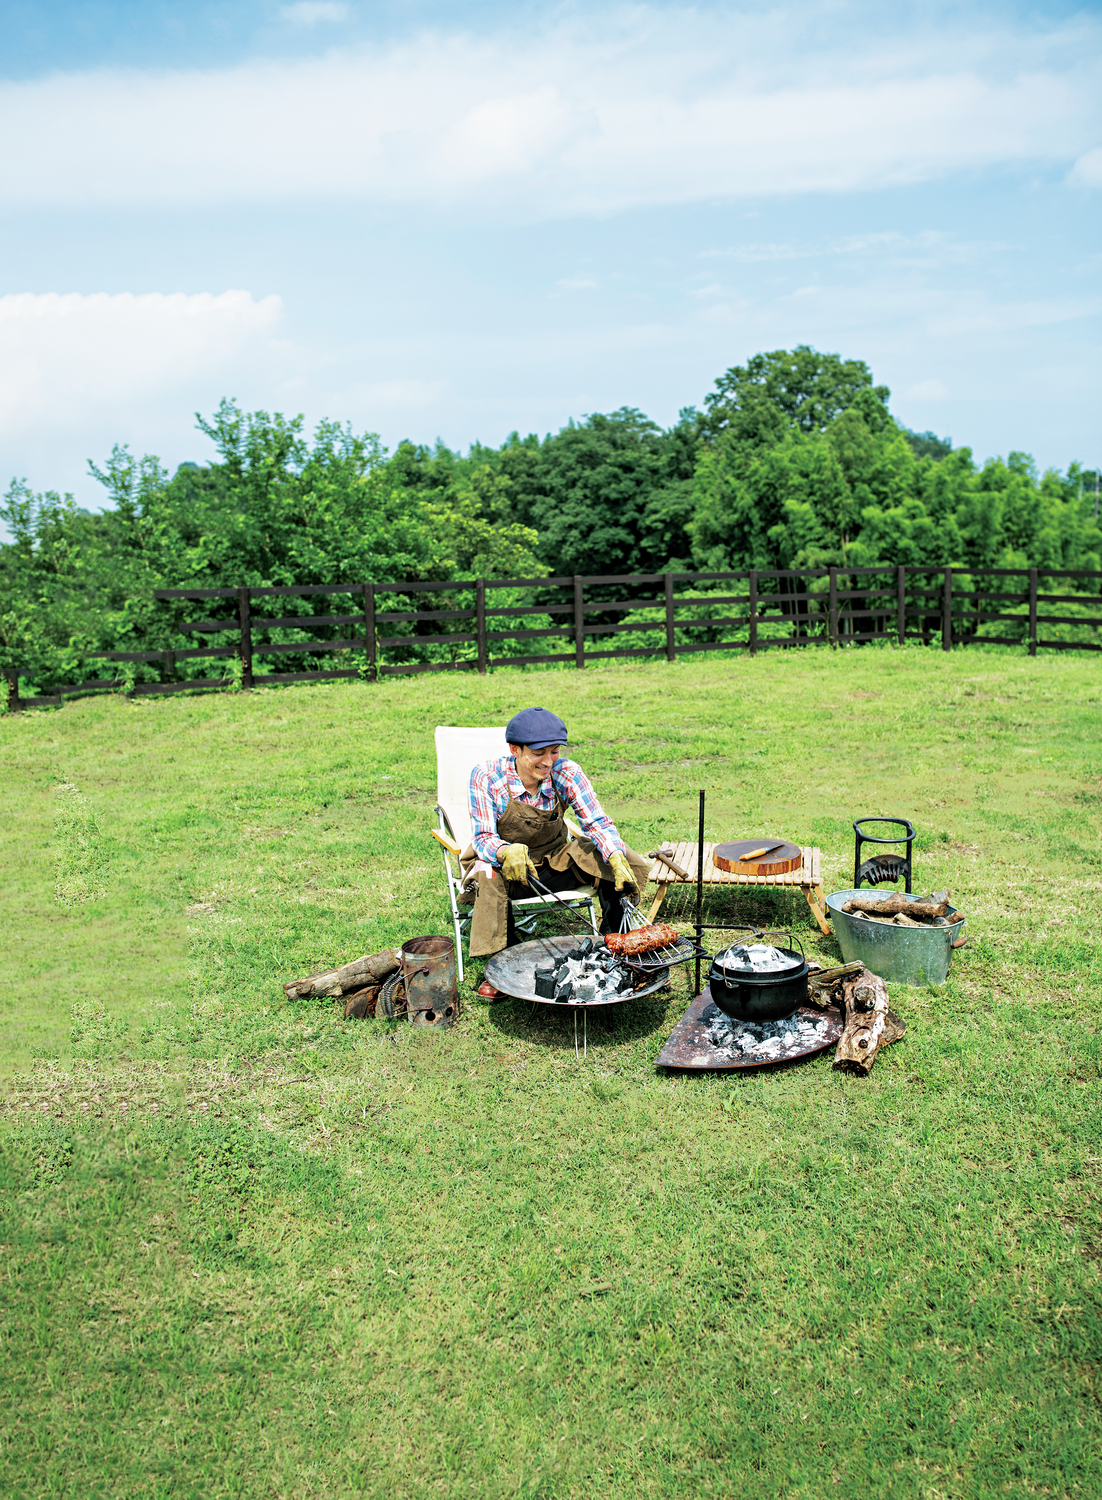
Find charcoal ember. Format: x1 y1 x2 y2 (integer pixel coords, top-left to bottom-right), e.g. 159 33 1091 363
549 949 634 1004
534 963 558 999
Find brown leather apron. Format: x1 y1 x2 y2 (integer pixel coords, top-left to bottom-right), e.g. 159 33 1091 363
459 792 649 958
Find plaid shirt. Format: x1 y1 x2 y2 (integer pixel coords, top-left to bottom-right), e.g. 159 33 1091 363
468 755 625 867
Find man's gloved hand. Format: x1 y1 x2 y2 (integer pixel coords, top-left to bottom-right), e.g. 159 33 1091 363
608 851 637 892
500 842 538 885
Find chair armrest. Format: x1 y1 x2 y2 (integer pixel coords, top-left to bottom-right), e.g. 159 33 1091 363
565 818 583 838
430 828 462 857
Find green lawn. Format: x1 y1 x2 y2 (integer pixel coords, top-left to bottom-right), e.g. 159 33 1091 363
1 647 1099 1498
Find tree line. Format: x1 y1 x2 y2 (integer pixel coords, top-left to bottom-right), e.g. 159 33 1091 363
3 346 1099 690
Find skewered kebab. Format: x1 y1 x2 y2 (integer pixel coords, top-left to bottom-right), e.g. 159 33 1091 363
605 923 680 956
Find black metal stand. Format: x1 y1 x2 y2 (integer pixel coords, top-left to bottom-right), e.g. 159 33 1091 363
853 817 915 891
694 788 705 993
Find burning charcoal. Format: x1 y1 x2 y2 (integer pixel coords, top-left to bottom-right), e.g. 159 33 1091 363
554 976 573 1003
578 937 594 957
534 963 558 999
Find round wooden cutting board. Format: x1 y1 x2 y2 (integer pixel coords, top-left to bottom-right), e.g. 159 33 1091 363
712 839 803 876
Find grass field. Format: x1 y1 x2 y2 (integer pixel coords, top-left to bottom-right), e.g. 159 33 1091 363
1 647 1099 1499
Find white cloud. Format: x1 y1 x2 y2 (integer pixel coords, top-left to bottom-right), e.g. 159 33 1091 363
0 291 283 493
0 8 1097 216
337 377 446 408
1068 145 1102 187
700 230 997 266
280 2 350 23
906 379 951 400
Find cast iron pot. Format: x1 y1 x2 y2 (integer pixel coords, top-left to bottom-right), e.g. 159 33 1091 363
707 933 808 1022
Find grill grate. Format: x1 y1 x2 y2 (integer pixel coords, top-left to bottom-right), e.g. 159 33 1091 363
615 898 706 972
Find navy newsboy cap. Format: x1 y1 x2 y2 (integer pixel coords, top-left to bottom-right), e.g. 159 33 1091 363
505 706 569 750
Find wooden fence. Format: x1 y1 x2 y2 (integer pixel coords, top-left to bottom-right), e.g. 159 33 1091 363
6 563 1101 710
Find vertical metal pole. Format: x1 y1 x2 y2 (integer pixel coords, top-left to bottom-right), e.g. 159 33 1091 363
573 576 585 670
942 568 952 651
748 570 758 657
664 572 676 662
829 567 838 648
897 565 906 645
1028 567 1038 657
695 788 705 996
476 578 487 675
363 582 377 681
4 669 20 714
237 586 253 689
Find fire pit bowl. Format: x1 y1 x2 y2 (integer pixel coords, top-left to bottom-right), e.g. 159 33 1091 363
707 940 809 1022
826 889 966 987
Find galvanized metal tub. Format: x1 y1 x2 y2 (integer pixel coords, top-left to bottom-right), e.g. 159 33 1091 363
825 889 966 987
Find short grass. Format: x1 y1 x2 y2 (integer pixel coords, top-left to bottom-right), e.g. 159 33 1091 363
1 646 1099 1499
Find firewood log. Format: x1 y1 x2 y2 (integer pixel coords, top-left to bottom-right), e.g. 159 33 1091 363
342 985 380 1020
283 948 401 1000
842 891 951 919
805 961 864 1004
832 970 906 1074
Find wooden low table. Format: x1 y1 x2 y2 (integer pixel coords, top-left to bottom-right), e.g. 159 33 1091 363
644 843 831 936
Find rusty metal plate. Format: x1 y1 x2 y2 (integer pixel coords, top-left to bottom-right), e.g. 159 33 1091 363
484 936 670 1007
712 839 803 876
655 987 843 1070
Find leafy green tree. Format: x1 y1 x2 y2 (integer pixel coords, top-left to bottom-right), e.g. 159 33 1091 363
901 427 952 461
486 408 691 577
700 345 889 446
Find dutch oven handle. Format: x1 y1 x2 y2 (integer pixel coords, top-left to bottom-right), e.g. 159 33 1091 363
760 928 804 961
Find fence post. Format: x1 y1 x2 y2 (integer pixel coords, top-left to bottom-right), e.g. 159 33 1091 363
748 570 758 656
237 586 253 689
363 583 377 681
162 649 176 684
897 565 906 645
829 567 838 648
476 578 487 675
574 576 585 669
664 572 676 662
1028 567 1038 657
942 568 952 651
4 669 20 714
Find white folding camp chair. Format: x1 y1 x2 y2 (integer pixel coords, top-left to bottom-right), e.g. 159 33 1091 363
431 726 599 980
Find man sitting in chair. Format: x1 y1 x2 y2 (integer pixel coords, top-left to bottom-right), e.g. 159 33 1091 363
461 706 650 994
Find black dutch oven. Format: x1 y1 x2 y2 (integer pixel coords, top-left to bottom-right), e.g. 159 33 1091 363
707 930 808 1022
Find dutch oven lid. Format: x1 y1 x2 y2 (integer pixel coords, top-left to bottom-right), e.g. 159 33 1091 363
711 942 805 979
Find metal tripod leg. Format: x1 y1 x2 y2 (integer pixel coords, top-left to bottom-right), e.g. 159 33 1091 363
574 1007 587 1060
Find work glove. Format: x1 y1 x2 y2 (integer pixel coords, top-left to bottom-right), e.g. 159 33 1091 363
500 842 538 885
608 851 637 893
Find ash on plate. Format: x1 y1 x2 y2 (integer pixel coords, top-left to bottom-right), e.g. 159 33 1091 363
702 1002 833 1060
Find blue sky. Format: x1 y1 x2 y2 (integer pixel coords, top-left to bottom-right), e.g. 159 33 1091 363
2 0 1100 509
